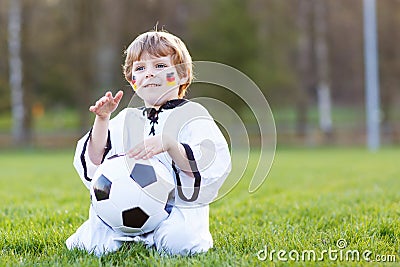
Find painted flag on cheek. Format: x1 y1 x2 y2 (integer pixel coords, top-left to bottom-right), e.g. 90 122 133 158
166 72 176 86
132 75 137 90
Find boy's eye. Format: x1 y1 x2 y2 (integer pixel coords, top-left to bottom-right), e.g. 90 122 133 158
156 63 168 69
135 66 144 71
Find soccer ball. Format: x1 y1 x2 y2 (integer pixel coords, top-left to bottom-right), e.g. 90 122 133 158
90 155 174 236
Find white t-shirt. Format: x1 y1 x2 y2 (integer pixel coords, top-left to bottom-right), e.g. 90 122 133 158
73 99 231 207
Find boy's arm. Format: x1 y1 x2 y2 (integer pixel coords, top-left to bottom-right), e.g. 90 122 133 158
88 91 123 165
165 138 194 177
88 115 110 165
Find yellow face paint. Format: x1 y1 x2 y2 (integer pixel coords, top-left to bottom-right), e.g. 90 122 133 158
132 75 138 91
166 72 176 86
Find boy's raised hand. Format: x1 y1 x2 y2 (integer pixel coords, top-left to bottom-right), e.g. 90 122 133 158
89 91 124 119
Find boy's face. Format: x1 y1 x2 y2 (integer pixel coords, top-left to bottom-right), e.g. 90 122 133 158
130 54 184 107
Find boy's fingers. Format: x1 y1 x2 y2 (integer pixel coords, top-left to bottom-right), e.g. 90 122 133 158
132 149 145 159
127 146 141 157
114 91 124 103
129 144 153 159
127 150 136 157
143 151 152 160
136 149 151 159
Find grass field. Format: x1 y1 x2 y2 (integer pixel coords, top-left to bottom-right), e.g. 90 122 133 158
0 147 399 266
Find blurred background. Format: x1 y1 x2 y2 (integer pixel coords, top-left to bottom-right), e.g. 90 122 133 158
0 0 399 148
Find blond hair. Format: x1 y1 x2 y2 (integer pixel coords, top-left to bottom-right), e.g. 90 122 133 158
123 30 193 98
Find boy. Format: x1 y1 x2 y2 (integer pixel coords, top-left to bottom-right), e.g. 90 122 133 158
66 30 231 256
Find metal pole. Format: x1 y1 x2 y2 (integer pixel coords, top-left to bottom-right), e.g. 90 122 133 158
363 0 380 151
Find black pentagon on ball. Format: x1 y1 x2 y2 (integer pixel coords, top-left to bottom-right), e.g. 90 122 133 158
122 207 149 228
93 174 112 201
130 163 157 188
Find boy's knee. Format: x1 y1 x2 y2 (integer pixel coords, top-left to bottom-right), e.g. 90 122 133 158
153 222 212 256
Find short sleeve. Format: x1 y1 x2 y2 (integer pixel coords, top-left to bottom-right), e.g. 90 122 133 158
72 109 129 190
176 105 231 204
72 129 112 189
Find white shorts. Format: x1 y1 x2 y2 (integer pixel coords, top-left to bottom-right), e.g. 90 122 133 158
66 204 213 256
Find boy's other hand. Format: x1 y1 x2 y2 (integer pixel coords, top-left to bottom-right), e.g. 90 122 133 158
127 135 173 160
89 90 123 119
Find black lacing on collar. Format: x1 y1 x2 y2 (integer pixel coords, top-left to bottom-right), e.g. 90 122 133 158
142 99 188 136
144 108 161 136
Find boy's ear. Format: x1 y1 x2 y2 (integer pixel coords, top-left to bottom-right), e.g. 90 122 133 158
178 75 188 85
178 73 189 86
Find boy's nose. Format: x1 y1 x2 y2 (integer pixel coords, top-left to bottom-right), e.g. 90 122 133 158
145 71 155 78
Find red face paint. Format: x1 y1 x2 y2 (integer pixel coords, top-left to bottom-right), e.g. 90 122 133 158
166 72 176 86
132 75 137 90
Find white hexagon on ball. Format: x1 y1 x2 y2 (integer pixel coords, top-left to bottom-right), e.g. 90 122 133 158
90 155 175 236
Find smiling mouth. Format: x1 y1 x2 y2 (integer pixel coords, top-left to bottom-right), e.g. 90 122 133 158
144 83 161 88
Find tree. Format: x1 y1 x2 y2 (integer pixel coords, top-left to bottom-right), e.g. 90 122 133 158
8 0 29 145
327 0 364 105
378 0 400 140
314 0 333 140
187 0 259 113
295 0 313 138
250 0 298 106
72 0 97 132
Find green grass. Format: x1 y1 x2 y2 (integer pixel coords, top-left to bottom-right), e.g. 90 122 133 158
0 109 80 133
0 148 399 266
